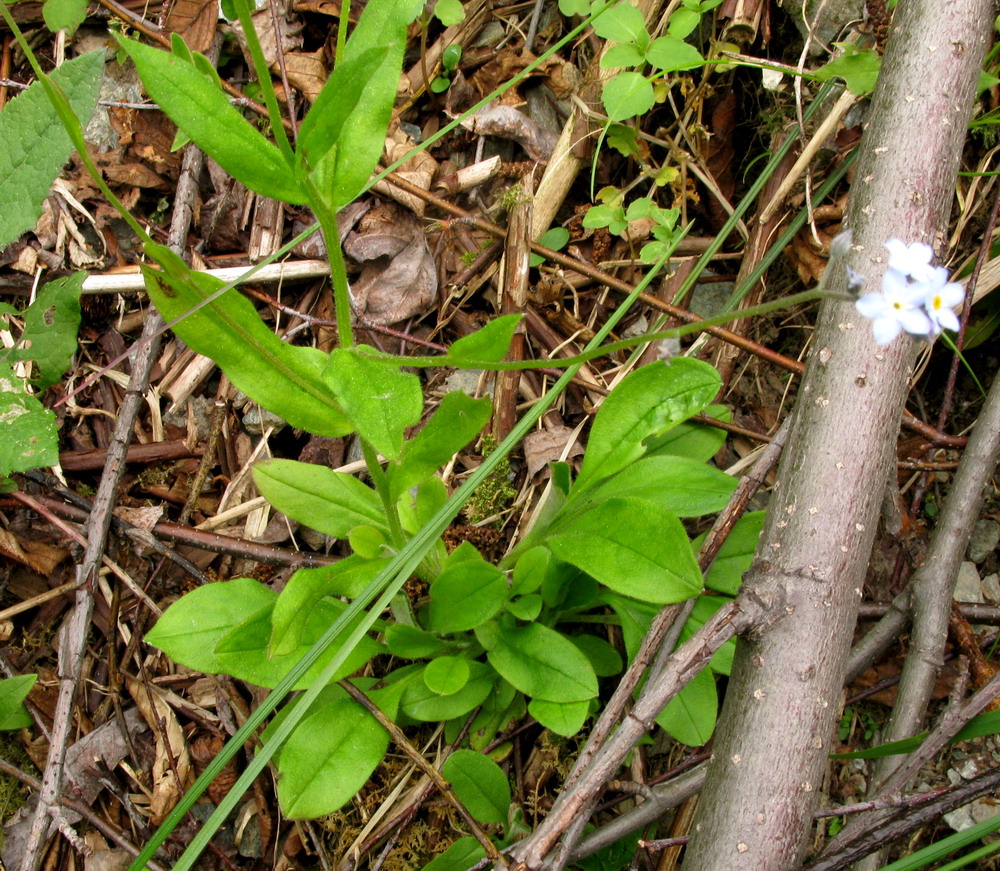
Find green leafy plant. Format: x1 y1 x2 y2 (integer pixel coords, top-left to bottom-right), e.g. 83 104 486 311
583 191 681 263
530 226 571 267
0 275 85 479
595 0 718 121
0 675 37 730
431 42 463 93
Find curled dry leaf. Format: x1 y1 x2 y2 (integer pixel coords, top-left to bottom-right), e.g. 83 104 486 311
459 103 559 163
372 127 437 216
0 527 68 576
128 677 193 825
344 202 437 324
523 425 584 479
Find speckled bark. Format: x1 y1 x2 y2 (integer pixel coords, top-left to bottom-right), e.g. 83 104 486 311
680 3 994 869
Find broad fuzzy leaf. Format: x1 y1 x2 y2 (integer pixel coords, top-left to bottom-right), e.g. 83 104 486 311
576 358 720 490
254 459 385 538
117 38 305 204
643 403 730 461
442 749 510 824
0 51 103 249
42 0 88 34
15 272 84 389
324 348 422 460
276 698 388 818
487 623 597 703
389 391 491 500
548 498 703 604
143 247 352 437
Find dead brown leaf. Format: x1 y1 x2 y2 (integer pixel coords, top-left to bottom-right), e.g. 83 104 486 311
523 425 584 479
345 203 437 324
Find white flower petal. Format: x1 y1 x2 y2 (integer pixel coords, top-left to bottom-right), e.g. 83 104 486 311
856 294 889 318
931 308 960 333
885 240 935 282
898 308 932 335
871 317 902 345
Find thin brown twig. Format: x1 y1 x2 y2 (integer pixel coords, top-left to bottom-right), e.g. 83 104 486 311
337 680 508 868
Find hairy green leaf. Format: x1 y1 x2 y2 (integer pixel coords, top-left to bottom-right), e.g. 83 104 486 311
528 698 590 737
143 248 353 437
601 72 655 122
487 623 597 703
117 38 304 203
43 0 88 33
270 555 390 655
655 667 717 746
146 578 276 674
576 358 720 490
445 314 522 365
423 655 470 695
389 392 491 500
580 455 736 517
0 363 58 477
429 559 508 633
0 674 37 730
15 272 84 389
548 498 703 603
276 698 388 818
254 459 385 538
0 51 103 249
401 661 495 721
324 348 422 460
215 598 382 689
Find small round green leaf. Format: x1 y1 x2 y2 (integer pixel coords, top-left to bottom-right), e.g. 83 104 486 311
602 72 655 121
424 656 471 695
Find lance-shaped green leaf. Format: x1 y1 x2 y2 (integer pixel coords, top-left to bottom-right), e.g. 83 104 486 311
215 597 383 689
572 455 736 518
275 697 388 818
270 555 390 655
254 459 385 538
575 358 720 490
300 0 415 207
117 37 305 204
444 314 522 365
547 497 702 604
388 391 491 501
143 246 352 437
0 51 103 249
323 347 422 460
146 577 277 674
487 622 597 703
400 661 496 721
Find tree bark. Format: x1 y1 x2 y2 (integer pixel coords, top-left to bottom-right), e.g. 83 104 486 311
681 3 994 869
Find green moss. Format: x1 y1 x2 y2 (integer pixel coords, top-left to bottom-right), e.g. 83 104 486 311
465 435 516 526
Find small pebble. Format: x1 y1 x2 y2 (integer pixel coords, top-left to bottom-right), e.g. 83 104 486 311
968 518 1000 564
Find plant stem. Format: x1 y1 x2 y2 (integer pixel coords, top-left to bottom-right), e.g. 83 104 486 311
232 0 295 165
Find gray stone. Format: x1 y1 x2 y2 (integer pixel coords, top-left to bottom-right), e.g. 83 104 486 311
968 519 1000 564
954 562 984 604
